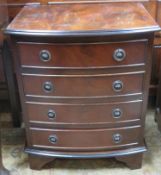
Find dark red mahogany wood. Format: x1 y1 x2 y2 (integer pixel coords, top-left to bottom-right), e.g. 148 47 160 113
5 3 159 35
5 2 160 170
5 0 161 98
18 41 147 68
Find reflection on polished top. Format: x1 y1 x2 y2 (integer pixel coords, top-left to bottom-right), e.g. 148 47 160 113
5 2 160 36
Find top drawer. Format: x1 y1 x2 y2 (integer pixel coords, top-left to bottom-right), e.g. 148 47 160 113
17 40 147 68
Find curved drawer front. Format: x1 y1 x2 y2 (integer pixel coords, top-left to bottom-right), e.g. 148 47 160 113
29 126 141 151
22 73 143 97
26 100 142 125
18 41 146 68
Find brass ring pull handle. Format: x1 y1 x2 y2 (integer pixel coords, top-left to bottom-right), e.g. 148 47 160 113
48 110 56 119
113 133 122 143
43 81 54 93
112 80 123 92
112 108 122 118
48 135 57 144
113 48 126 62
40 50 51 62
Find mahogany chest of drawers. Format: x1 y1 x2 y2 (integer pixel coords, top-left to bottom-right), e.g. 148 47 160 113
5 2 160 170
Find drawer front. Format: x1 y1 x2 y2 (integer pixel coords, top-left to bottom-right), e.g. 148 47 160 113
22 73 143 97
29 126 141 150
26 101 142 125
18 41 147 68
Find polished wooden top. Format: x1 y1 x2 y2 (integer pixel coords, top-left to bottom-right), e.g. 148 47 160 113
5 2 160 36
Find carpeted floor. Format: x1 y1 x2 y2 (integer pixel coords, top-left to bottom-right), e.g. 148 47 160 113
1 109 161 175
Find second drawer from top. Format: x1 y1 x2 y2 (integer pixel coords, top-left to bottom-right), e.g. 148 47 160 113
22 73 144 98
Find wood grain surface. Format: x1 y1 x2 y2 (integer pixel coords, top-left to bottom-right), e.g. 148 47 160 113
5 2 160 35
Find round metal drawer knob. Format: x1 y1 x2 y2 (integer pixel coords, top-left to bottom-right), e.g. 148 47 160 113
48 110 56 119
112 108 122 118
113 133 122 143
113 48 126 62
48 135 57 144
112 80 123 92
39 50 51 62
43 81 53 93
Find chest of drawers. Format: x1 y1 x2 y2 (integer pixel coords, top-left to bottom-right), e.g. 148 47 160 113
5 2 160 170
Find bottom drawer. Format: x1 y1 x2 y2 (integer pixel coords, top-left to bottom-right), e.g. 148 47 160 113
29 126 141 151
